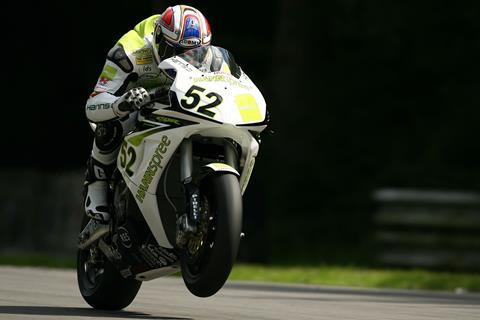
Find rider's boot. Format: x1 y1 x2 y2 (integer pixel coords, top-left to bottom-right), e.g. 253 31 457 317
83 156 115 223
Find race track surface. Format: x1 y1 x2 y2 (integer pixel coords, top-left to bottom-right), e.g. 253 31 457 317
0 266 479 320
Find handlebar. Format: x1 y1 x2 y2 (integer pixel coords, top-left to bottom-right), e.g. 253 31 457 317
149 87 170 102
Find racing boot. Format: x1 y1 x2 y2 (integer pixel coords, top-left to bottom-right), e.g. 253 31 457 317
83 157 115 223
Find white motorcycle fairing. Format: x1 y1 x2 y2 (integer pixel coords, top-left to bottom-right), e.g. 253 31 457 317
115 46 267 250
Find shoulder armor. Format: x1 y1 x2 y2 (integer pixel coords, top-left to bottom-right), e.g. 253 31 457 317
133 14 160 38
107 45 133 73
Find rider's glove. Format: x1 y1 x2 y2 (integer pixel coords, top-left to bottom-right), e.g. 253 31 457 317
112 87 151 117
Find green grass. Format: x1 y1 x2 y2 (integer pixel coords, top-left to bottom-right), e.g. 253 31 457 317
1 254 479 292
0 253 76 269
230 264 480 292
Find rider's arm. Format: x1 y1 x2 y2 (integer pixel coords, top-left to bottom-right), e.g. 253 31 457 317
85 45 147 123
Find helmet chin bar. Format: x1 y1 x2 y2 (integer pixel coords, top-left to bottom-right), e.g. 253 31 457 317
159 42 176 61
153 26 170 63
156 32 184 61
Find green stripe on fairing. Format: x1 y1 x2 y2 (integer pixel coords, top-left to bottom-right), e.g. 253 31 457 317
127 127 168 147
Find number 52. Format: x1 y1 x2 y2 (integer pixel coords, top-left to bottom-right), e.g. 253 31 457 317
180 85 223 117
120 142 136 177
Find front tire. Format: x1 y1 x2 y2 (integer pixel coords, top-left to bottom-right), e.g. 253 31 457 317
76 216 141 310
181 173 243 297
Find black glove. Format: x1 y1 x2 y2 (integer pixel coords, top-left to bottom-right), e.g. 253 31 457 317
113 87 151 117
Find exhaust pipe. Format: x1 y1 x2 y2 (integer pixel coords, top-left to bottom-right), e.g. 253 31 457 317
78 219 110 250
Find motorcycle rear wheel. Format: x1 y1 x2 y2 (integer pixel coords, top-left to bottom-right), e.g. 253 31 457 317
76 216 141 310
181 172 243 297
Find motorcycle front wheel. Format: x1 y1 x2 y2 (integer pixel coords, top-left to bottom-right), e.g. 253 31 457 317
181 172 243 297
76 216 141 310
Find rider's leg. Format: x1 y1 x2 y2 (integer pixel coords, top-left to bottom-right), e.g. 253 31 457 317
84 113 138 222
83 119 124 222
84 155 115 222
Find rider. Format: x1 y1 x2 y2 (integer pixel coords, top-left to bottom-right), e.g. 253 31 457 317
84 5 212 223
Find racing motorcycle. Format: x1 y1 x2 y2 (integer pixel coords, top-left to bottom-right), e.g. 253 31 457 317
76 45 268 310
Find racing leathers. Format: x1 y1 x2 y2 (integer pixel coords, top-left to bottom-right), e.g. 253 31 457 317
84 15 172 222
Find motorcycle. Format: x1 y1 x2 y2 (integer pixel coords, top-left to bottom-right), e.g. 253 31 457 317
76 45 268 310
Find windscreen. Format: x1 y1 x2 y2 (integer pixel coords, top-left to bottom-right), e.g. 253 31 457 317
176 45 242 79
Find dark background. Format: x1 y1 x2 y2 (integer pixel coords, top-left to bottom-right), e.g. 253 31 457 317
3 1 480 267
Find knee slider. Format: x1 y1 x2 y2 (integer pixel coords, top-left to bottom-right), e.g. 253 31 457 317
94 120 124 153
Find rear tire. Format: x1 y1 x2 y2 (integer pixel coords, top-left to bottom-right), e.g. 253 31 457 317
181 173 243 297
76 216 141 310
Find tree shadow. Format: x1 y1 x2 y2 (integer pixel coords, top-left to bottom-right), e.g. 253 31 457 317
0 306 192 320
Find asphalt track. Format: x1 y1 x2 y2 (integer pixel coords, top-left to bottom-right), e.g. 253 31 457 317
0 266 479 320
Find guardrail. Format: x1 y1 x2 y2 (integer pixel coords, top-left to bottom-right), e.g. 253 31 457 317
372 188 480 270
0 169 84 257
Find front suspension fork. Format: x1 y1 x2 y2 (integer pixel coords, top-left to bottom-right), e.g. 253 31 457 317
176 138 238 248
177 139 198 241
180 138 238 182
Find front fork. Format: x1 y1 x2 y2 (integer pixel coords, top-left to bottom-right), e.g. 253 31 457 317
177 138 198 237
179 138 238 180
176 138 237 248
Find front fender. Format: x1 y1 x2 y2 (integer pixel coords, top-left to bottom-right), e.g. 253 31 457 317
203 163 240 177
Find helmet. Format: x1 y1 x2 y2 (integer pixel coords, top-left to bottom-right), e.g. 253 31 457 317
154 5 212 61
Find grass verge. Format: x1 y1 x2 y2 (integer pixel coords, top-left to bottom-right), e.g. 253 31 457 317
0 253 75 269
1 254 479 292
230 264 480 292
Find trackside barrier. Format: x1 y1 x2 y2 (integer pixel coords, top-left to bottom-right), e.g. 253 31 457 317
0 169 84 257
372 188 480 270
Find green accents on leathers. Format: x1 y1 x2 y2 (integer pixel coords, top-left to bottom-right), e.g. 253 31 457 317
100 65 118 80
117 31 144 53
117 14 160 53
134 14 159 38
